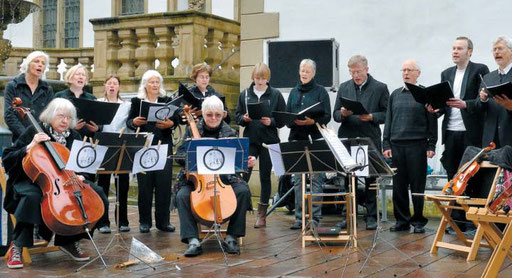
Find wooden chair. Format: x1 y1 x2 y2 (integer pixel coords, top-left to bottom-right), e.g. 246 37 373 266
427 161 500 261
0 158 59 264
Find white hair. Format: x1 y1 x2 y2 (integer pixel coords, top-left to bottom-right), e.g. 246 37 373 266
201 95 224 113
19 51 50 78
39 98 77 129
300 59 316 72
493 36 512 49
137 70 166 99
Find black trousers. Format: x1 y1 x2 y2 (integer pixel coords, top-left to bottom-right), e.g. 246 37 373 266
97 173 130 227
345 176 377 219
391 141 428 227
136 164 172 227
12 180 107 247
442 130 474 231
176 181 250 243
242 143 273 204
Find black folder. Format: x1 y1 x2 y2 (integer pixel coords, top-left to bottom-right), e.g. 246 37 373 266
72 98 120 125
405 81 454 110
482 80 512 99
178 82 226 109
247 101 271 120
340 97 368 115
272 102 324 126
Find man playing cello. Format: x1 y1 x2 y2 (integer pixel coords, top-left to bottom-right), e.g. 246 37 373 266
175 96 255 257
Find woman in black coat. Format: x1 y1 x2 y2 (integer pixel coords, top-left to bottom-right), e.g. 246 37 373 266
3 98 108 269
3 51 54 141
235 62 286 228
126 70 179 233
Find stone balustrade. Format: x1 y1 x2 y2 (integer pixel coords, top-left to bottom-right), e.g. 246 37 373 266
2 47 94 81
90 10 241 108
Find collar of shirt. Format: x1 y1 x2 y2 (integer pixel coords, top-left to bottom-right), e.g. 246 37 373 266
354 78 368 91
401 83 418 92
499 62 512 75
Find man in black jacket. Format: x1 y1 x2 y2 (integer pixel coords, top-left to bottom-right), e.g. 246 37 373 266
383 59 437 234
477 36 512 149
428 37 489 233
333 55 389 230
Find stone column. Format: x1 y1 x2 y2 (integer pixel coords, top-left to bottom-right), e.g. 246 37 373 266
117 29 137 78
222 32 239 82
154 26 176 77
135 27 156 77
106 31 121 76
46 56 60 80
174 24 208 77
205 29 224 79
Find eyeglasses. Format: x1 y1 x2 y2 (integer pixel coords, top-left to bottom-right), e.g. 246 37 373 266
349 70 366 76
148 80 161 85
204 112 223 119
56 114 72 121
401 68 418 72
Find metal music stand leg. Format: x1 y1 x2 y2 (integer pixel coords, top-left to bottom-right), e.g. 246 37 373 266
199 173 230 265
76 173 156 272
358 181 421 274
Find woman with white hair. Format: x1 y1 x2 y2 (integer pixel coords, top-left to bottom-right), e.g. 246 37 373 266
3 98 108 269
54 64 98 138
126 70 179 233
4 50 54 141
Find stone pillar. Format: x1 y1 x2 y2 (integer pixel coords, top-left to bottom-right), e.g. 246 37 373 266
174 24 208 77
154 26 176 77
205 29 224 79
135 27 156 77
46 56 60 80
222 32 239 82
106 31 121 76
117 29 137 78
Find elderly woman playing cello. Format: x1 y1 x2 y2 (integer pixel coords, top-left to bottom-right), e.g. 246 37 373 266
175 96 255 257
3 98 108 269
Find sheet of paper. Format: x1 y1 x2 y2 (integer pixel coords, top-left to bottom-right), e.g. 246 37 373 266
351 145 369 177
65 140 108 174
267 143 285 176
132 144 169 173
196 146 236 175
147 104 179 122
317 126 358 170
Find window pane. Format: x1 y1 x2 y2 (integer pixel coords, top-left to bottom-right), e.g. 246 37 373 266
65 0 80 48
42 0 57 48
122 0 144 15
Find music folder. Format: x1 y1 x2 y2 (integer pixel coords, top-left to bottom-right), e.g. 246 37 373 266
71 98 120 125
480 75 512 99
340 97 369 115
247 101 271 120
139 96 182 122
178 82 227 109
272 102 323 126
405 81 454 110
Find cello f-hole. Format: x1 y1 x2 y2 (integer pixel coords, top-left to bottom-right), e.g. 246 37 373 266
53 178 61 195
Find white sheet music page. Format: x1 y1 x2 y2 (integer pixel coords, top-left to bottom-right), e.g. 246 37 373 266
317 124 358 170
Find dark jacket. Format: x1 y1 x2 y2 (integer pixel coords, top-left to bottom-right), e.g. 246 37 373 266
438 61 489 145
54 88 97 138
2 124 82 214
3 74 54 141
126 96 180 145
383 86 438 151
189 85 231 124
333 74 389 151
286 79 331 141
235 83 286 145
476 69 512 148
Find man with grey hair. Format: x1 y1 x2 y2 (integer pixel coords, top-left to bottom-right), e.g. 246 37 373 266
383 59 437 234
286 58 331 229
333 54 389 230
478 36 512 148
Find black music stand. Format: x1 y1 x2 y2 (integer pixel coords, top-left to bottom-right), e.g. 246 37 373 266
182 137 249 265
339 137 420 273
77 131 156 271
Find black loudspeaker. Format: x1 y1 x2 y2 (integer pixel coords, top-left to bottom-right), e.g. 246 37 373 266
268 39 339 89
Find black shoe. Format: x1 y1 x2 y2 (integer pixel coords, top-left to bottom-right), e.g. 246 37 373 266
184 243 203 257
223 239 240 255
290 221 302 230
157 224 176 232
366 218 377 230
99 225 111 234
445 226 456 235
139 224 150 233
390 224 410 232
119 225 130 232
336 220 347 229
413 225 426 233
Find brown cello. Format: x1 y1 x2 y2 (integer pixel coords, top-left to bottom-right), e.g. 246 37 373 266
182 106 237 226
12 98 104 235
442 142 496 195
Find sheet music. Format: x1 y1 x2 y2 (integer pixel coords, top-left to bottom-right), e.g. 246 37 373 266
66 140 108 174
317 125 358 170
267 143 286 176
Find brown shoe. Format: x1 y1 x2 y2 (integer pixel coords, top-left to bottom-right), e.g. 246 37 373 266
59 242 90 261
254 203 269 228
